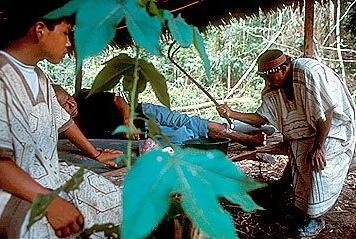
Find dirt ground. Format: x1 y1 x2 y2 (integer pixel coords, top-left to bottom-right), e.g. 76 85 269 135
226 142 356 239
103 138 356 239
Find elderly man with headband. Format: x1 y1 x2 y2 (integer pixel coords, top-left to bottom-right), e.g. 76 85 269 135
217 49 356 237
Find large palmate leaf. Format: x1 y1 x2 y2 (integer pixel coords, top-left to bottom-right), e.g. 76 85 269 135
122 149 264 239
90 54 135 95
123 74 148 107
193 26 211 78
75 0 124 71
44 0 82 18
123 0 161 55
91 53 169 108
139 60 170 108
46 0 125 72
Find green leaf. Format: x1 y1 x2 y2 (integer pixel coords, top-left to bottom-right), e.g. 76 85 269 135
112 125 130 135
27 167 85 231
192 26 211 78
62 166 85 193
90 54 135 95
122 150 176 239
122 74 148 107
145 116 162 137
44 0 82 19
80 223 120 239
162 10 173 20
122 73 148 94
115 154 126 165
122 148 263 239
123 0 162 55
75 0 124 71
139 60 170 108
168 14 193 48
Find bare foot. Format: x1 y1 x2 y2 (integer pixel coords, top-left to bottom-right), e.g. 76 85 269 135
226 128 266 147
207 122 266 147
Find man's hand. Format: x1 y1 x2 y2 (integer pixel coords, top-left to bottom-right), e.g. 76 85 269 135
95 148 123 168
310 146 326 172
45 196 84 238
217 104 233 118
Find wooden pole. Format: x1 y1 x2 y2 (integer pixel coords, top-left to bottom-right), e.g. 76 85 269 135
74 49 82 94
329 0 336 68
304 0 315 58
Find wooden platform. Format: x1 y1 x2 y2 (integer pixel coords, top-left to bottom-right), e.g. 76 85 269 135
58 134 288 187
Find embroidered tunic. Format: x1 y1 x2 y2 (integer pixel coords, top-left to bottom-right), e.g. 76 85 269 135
257 58 356 217
0 54 121 238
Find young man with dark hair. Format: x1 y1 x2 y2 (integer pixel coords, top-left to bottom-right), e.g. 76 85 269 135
0 2 122 238
217 49 356 237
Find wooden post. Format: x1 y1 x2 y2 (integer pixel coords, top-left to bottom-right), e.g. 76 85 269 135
304 0 315 58
74 49 82 94
227 65 231 92
75 65 83 94
329 0 336 68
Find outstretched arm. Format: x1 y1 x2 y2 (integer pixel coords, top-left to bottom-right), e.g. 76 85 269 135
0 158 84 238
113 96 139 139
61 123 122 168
217 103 267 126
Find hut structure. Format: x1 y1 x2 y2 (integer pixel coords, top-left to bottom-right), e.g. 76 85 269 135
87 0 319 93
113 0 317 57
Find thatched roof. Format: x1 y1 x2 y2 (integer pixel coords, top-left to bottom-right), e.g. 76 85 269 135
112 0 304 47
158 0 302 27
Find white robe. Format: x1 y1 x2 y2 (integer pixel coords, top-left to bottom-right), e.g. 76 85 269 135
257 58 356 218
0 54 122 238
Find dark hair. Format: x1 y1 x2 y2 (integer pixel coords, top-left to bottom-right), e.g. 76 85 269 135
0 1 74 49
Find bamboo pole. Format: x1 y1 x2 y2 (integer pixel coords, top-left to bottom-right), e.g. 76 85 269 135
335 0 346 81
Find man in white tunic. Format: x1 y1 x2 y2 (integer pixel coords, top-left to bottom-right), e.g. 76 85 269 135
0 2 122 238
217 49 356 237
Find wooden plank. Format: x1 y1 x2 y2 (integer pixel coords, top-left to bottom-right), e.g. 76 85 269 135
304 0 315 57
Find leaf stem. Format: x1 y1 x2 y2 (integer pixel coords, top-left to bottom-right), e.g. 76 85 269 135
126 47 141 169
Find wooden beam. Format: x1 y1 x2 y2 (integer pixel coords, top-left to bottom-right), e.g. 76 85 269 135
304 0 315 57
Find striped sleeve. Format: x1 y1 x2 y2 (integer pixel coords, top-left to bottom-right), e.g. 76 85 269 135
0 79 14 159
293 59 337 124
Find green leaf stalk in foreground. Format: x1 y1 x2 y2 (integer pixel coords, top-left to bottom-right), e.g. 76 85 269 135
27 167 85 231
122 148 264 239
74 0 124 72
193 26 211 78
90 53 170 108
123 0 162 56
167 13 193 48
44 0 82 19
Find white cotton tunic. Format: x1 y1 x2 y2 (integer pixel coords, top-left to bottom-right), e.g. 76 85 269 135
0 54 122 238
257 58 356 218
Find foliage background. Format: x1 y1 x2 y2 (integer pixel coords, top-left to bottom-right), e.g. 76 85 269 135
40 2 356 119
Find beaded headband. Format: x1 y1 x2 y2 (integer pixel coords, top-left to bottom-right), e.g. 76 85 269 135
257 52 287 75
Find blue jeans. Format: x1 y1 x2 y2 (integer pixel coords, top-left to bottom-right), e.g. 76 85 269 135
142 103 209 144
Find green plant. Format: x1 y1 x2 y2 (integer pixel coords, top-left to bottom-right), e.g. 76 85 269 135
30 0 265 238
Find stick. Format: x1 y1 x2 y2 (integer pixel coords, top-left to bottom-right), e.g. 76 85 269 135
168 42 234 127
229 142 287 162
224 19 291 100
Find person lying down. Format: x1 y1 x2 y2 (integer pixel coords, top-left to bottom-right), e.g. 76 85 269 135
53 85 275 147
